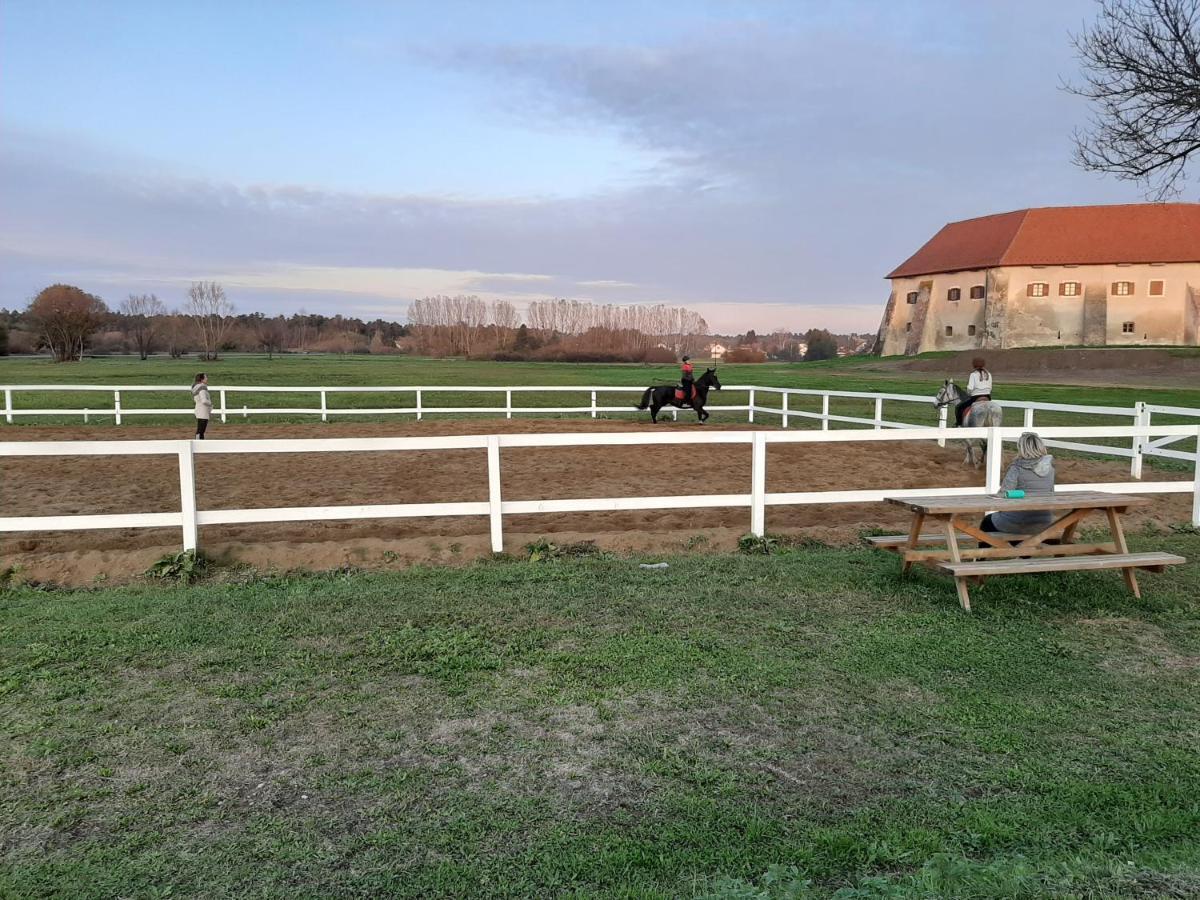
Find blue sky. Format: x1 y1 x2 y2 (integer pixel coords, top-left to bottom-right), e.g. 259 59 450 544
0 0 1154 333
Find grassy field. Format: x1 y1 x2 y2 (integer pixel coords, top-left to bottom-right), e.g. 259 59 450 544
3 353 1200 430
2 540 1199 898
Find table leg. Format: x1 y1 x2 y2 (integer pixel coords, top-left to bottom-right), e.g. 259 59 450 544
943 518 971 612
901 512 925 574
1105 507 1140 599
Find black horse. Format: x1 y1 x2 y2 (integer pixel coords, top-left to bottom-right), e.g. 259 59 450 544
636 368 722 423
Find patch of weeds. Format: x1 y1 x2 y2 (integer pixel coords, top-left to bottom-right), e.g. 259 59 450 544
738 534 781 555
737 533 828 555
381 549 399 563
685 534 710 551
449 542 463 556
1169 522 1200 536
145 549 208 585
525 539 603 562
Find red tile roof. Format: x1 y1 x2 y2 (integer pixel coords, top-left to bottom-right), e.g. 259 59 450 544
887 203 1200 279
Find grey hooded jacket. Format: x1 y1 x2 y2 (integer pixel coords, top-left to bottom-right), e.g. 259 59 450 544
990 454 1055 533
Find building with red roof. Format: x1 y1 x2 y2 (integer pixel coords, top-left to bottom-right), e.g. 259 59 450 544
876 204 1200 355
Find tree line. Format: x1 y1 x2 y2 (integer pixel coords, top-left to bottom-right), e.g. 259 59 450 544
1 283 713 363
405 295 709 361
1 283 410 362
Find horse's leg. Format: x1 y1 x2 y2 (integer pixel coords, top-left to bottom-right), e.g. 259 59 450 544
650 402 659 424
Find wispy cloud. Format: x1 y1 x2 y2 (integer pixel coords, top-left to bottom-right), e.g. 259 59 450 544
0 1 1146 333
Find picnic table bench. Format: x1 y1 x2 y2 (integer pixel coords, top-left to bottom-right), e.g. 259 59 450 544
874 491 1186 611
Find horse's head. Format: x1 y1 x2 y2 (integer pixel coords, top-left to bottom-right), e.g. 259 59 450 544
702 368 722 390
933 379 957 408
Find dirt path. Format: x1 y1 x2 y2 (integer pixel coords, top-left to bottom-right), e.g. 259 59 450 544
2 419 1192 585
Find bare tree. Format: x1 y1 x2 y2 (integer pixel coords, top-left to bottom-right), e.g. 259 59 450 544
26 284 109 362
1068 0 1200 198
186 281 234 360
254 314 288 359
119 293 166 359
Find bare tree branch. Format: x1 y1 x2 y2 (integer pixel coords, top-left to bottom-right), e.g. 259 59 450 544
1066 0 1200 198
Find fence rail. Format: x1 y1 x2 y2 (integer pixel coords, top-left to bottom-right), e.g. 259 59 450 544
4 381 1198 474
2 425 1197 554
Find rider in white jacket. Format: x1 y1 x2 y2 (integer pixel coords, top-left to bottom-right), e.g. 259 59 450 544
956 357 992 426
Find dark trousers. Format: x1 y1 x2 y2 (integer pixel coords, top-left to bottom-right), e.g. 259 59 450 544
680 378 694 402
955 394 990 426
195 417 208 439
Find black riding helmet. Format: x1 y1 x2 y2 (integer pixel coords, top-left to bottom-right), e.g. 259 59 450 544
682 356 691 362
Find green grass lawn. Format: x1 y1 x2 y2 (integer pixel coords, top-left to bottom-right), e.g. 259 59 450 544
2 541 1199 898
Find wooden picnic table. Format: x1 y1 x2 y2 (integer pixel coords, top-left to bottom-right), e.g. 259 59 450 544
875 491 1186 611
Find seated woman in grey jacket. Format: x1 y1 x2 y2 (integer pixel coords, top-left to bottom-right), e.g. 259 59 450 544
981 432 1055 535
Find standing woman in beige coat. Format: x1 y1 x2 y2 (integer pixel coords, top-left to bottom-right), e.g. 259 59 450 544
191 373 212 439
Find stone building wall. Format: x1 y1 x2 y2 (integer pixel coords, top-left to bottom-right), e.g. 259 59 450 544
878 262 1198 355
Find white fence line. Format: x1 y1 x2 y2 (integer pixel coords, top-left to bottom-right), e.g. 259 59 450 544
2 425 1197 554
4 382 1198 475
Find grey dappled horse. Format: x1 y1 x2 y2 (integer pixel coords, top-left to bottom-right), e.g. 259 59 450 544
934 380 1003 468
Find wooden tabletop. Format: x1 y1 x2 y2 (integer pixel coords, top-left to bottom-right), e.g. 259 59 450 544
885 491 1149 515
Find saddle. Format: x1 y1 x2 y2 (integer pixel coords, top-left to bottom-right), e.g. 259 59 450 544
674 385 695 403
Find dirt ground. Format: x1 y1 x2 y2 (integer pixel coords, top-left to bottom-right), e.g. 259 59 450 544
2 419 1193 585
867 348 1200 387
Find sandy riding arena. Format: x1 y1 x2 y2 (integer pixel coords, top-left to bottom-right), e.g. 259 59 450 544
2 419 1193 584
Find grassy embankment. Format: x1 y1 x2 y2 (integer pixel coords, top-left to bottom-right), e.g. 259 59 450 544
2 542 1199 898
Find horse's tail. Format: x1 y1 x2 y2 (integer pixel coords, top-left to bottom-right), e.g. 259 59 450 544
986 402 1003 428
636 387 653 410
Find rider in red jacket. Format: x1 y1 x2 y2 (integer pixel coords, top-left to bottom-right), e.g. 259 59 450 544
680 356 695 401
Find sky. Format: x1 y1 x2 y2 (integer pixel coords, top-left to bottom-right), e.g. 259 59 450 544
0 0 1156 335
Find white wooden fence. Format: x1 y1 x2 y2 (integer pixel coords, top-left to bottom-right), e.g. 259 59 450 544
4 382 1197 476
2 425 1198 554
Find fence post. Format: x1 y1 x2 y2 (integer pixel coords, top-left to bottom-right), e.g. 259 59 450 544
320 390 328 423
873 396 883 430
487 435 504 553
748 389 755 424
590 390 597 419
416 389 423 421
1130 403 1146 480
937 404 947 447
1023 407 1034 430
750 431 766 536
242 405 248 419
177 442 199 552
113 390 122 425
505 389 512 420
985 426 1002 493
4 388 12 424
781 391 789 429
220 389 227 424
1191 425 1200 526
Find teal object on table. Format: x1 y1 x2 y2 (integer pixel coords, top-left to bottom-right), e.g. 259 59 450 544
1005 489 1025 499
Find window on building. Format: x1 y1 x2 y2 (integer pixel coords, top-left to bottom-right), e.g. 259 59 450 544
969 285 985 300
968 324 976 336
1027 282 1049 297
905 322 911 332
1122 321 1135 334
1112 281 1134 296
945 325 953 336
1149 280 1164 296
906 291 918 304
1059 281 1080 296
947 287 961 301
